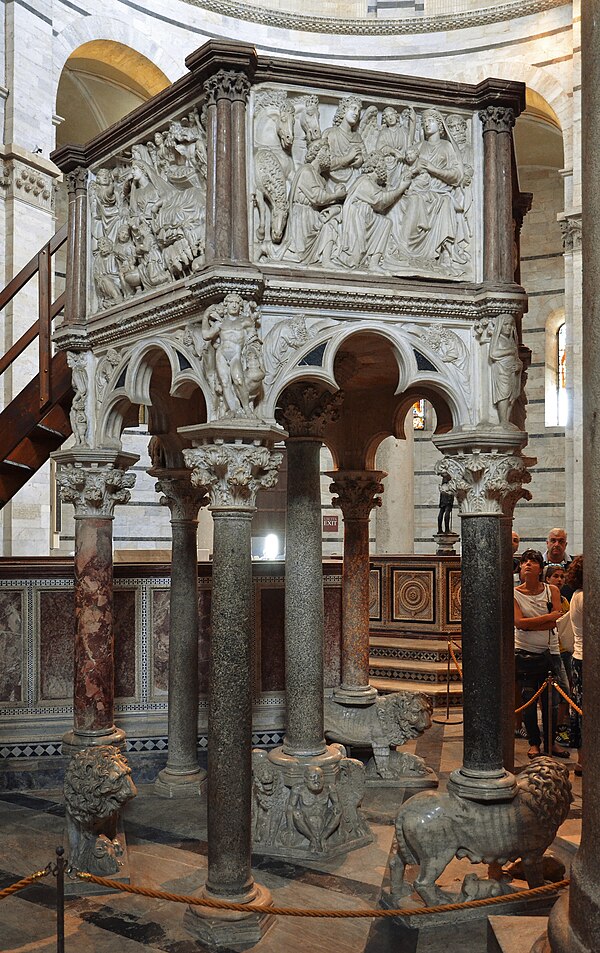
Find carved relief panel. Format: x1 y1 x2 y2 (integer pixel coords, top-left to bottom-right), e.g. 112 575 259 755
249 85 479 282
89 109 207 313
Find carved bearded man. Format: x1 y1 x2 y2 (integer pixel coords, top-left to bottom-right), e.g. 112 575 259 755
280 140 346 266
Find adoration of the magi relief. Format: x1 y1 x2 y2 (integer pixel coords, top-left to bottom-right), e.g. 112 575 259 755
89 109 207 311
251 88 476 280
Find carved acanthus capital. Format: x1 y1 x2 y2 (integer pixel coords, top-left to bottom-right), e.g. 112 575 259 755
559 216 582 252
435 451 533 517
154 473 210 521
66 166 88 195
204 70 251 106
277 385 343 438
327 470 386 520
56 463 136 518
184 441 282 510
478 105 515 134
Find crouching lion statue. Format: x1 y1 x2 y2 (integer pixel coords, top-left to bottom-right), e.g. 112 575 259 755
324 691 433 781
389 757 572 906
64 745 137 875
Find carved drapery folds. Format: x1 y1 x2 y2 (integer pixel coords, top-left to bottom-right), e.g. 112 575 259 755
475 313 523 426
559 214 582 252
184 441 282 509
56 463 136 518
185 293 265 420
328 471 386 520
252 88 475 280
277 384 342 438
435 450 533 517
89 111 207 311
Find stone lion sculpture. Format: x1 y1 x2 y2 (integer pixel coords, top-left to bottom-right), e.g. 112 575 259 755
324 691 433 780
64 745 137 875
389 757 572 906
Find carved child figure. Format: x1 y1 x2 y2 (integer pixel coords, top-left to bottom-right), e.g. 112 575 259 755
93 238 123 308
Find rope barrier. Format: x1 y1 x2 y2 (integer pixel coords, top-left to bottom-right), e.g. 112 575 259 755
553 681 583 717
447 641 463 680
514 677 549 714
0 867 51 900
513 675 583 719
76 872 568 918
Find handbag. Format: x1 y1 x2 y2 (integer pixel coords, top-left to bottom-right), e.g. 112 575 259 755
515 648 553 678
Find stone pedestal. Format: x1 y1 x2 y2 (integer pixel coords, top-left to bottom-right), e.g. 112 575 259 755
433 531 460 555
53 450 138 756
182 422 283 948
434 434 533 802
152 471 209 799
326 470 385 707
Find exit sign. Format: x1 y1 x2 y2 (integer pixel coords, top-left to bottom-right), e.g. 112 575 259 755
323 515 338 532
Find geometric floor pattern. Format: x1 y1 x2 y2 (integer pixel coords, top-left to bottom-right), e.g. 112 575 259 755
0 719 582 953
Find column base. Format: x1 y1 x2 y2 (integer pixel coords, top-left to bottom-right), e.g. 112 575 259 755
333 684 378 706
62 726 126 758
433 532 460 555
540 890 593 953
184 882 274 951
250 744 372 859
447 765 517 802
154 766 207 799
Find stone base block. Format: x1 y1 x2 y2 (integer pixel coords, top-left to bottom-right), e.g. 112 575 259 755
448 766 517 802
333 685 378 706
62 727 126 758
183 882 274 951
64 830 131 897
433 532 460 555
364 751 438 789
154 766 207 799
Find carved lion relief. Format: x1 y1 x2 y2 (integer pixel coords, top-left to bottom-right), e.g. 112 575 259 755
89 110 207 311
251 87 476 281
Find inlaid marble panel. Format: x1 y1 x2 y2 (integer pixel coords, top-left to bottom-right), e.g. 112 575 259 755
392 569 435 623
447 569 462 624
259 586 285 692
114 589 136 699
40 590 73 700
151 587 212 696
323 585 342 689
369 568 381 622
0 591 24 703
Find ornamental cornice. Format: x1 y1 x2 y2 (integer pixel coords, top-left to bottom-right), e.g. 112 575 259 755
184 441 283 509
1 158 54 209
65 167 88 195
326 470 386 520
434 450 533 517
55 462 136 518
478 106 516 134
182 0 566 36
276 384 343 438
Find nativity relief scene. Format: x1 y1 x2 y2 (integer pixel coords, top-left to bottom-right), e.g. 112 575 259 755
251 89 475 279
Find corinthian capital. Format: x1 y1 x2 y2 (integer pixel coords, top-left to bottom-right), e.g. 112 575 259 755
184 441 282 509
66 167 88 195
277 385 343 438
56 463 135 518
435 451 533 517
478 106 515 134
559 216 582 252
326 470 386 520
204 70 251 106
154 473 210 521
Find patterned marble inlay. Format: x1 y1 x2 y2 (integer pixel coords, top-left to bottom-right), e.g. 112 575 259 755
0 591 24 703
448 570 462 624
40 591 73 700
114 589 136 699
392 569 434 623
150 588 212 696
368 568 381 622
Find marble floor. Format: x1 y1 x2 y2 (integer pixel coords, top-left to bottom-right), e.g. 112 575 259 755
0 720 582 953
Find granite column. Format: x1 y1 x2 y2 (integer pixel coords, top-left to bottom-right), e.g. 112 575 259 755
434 436 532 801
545 2 600 948
183 424 283 948
326 470 385 706
52 450 138 755
153 472 209 799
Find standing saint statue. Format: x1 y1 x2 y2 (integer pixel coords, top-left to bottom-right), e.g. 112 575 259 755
437 474 454 535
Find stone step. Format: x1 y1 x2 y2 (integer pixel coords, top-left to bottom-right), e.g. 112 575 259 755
369 636 462 661
370 675 462 706
368 656 462 683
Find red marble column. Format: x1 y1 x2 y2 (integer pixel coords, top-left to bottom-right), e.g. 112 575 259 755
326 470 386 706
53 451 137 755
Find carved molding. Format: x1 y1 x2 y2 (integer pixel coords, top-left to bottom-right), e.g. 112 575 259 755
56 463 136 518
277 384 343 438
327 470 386 519
154 474 210 521
559 216 582 252
434 451 533 517
478 106 516 134
184 442 283 509
2 158 54 208
183 0 565 36
204 70 251 105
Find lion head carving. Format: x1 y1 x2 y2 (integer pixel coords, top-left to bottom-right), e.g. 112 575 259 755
376 691 433 746
518 758 572 827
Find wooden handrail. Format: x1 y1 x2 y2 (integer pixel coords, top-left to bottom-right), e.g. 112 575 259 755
0 224 69 408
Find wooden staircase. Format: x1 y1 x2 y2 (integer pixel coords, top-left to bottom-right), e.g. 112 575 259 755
369 635 463 707
0 225 72 507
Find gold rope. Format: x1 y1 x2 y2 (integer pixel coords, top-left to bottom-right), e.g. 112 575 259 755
447 642 463 680
0 869 51 900
76 872 567 918
514 677 549 714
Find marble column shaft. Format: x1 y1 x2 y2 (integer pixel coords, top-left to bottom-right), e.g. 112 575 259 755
482 118 499 283
547 4 600 948
73 516 115 734
207 508 254 896
64 167 87 325
283 438 327 757
499 515 516 774
480 106 515 284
